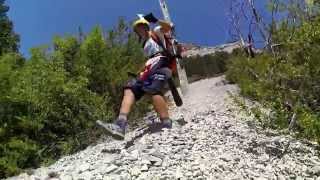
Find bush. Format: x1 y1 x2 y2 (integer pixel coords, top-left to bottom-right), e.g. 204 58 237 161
0 20 149 178
226 17 320 142
184 51 231 82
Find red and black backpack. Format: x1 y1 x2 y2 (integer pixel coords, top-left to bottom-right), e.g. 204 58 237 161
149 31 178 74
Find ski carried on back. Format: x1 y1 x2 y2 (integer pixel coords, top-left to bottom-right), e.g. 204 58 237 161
158 0 189 95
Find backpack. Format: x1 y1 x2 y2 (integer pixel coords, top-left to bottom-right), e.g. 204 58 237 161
149 31 178 74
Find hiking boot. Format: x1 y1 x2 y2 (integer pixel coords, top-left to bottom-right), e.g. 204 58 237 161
96 119 127 140
147 118 172 130
161 119 172 129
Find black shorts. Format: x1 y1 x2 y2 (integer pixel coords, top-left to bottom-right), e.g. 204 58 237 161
124 66 172 101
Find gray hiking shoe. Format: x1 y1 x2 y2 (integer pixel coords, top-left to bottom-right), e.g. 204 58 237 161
147 118 172 130
96 120 127 140
162 119 172 129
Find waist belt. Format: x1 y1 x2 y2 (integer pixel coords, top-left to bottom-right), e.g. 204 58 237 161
149 52 165 59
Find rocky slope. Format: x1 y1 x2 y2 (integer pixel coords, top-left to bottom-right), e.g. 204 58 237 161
9 76 320 180
182 42 241 58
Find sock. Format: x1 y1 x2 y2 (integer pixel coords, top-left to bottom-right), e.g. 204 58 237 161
118 113 128 122
160 117 171 124
116 113 128 129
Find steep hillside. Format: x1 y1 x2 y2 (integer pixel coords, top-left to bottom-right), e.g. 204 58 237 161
10 76 320 180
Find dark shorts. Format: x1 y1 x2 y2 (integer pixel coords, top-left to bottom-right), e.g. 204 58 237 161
124 60 172 101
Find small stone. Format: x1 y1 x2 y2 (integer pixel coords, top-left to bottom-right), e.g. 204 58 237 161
183 149 189 154
101 148 121 154
78 171 92 180
146 155 162 165
199 164 207 172
175 168 184 178
186 171 193 177
78 163 90 173
255 177 268 180
154 160 163 167
308 166 320 176
150 151 165 159
105 164 119 174
30 175 42 180
14 173 30 179
191 161 200 167
113 160 123 166
59 174 73 180
141 164 149 172
140 159 151 165
192 165 200 170
120 172 131 180
296 176 304 180
162 160 169 167
130 167 141 176
103 174 120 180
277 175 286 180
193 170 202 177
48 171 59 178
173 154 182 160
220 155 232 162
245 169 260 177
130 150 139 160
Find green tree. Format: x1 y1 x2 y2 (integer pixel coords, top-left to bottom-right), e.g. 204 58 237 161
0 0 19 56
53 36 80 76
0 19 150 178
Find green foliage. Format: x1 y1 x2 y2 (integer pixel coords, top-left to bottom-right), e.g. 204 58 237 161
0 19 148 178
184 51 231 82
0 0 19 56
226 16 320 143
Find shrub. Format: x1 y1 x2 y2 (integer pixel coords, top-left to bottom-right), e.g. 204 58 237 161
0 20 149 178
226 17 320 142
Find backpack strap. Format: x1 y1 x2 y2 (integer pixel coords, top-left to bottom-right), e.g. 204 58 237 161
149 31 178 74
150 31 172 58
150 32 165 48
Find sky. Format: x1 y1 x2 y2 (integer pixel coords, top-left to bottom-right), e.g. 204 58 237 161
6 0 268 57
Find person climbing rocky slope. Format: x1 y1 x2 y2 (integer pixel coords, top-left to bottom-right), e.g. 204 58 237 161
9 76 320 180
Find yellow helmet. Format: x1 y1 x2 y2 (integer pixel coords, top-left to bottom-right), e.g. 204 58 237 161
133 18 150 30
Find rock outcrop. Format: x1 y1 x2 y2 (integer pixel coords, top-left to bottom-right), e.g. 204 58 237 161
183 42 242 58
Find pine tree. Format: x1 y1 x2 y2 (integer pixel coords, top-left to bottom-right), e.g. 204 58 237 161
0 0 19 56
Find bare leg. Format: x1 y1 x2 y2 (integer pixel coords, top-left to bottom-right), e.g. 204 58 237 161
96 89 135 139
119 89 136 115
152 95 169 120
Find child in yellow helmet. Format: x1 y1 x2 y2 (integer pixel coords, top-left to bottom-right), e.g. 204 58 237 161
99 14 177 140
